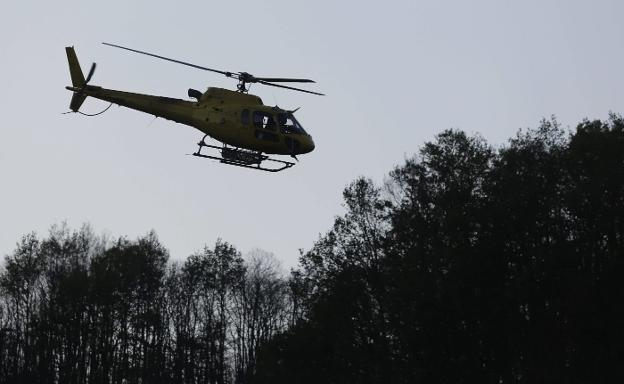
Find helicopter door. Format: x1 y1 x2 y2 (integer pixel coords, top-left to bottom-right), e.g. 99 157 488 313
253 111 279 142
253 111 276 131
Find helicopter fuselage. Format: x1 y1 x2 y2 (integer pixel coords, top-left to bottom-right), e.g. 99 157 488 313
65 85 315 156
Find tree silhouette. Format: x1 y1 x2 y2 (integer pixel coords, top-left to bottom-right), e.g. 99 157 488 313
255 115 624 383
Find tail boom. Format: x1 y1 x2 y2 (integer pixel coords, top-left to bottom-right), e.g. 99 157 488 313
65 46 196 125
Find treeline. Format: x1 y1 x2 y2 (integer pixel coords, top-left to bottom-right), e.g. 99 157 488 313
2 115 624 383
0 231 291 384
253 116 624 383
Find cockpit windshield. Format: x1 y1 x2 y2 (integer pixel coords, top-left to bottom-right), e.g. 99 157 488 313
278 113 307 135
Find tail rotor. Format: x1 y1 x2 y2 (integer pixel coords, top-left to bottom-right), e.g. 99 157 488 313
65 46 96 112
84 62 96 84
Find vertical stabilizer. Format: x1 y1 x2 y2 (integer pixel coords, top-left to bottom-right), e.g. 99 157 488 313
65 46 88 111
66 46 86 87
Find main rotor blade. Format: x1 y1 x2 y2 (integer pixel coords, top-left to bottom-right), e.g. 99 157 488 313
254 77 316 83
102 42 234 78
257 80 325 96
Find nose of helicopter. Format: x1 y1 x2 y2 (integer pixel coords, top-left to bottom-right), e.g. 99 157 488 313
302 135 315 154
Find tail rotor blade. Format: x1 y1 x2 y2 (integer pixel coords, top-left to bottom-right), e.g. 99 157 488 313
85 63 96 84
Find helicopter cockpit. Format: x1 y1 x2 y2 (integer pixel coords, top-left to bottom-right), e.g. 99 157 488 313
277 113 307 135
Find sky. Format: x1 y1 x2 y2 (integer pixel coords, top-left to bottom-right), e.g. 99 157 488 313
1 0 623 268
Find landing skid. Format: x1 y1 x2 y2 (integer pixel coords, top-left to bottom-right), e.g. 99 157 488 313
192 136 295 172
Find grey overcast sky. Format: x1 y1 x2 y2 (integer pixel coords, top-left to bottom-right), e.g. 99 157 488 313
1 0 623 267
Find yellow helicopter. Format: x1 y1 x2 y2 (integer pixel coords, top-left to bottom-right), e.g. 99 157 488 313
65 43 323 172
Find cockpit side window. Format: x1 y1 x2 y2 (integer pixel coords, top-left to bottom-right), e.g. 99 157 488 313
278 113 306 134
253 111 276 131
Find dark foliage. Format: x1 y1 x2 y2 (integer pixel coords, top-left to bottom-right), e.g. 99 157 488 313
254 116 624 383
0 230 289 384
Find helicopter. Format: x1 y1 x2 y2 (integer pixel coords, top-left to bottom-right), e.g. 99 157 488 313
64 43 323 172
